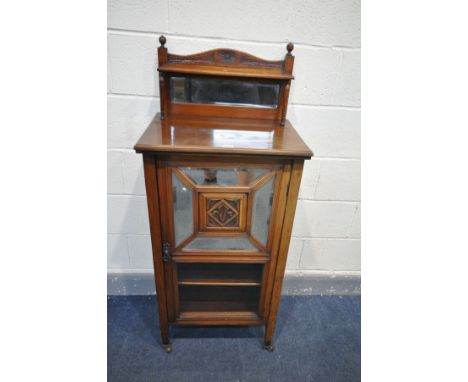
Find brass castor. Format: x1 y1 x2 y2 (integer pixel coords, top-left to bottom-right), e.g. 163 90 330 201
162 344 172 353
263 344 275 352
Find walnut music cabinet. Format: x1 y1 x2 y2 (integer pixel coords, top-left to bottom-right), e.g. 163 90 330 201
134 36 313 352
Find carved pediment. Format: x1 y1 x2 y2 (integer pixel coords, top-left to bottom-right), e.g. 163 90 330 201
168 48 284 69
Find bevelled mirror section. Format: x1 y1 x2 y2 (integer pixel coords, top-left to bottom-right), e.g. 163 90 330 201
172 166 276 253
251 176 275 246
184 237 257 251
172 172 193 246
180 167 269 187
170 77 280 108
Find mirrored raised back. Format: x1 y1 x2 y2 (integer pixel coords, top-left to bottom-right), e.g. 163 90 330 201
157 37 295 123
170 77 280 109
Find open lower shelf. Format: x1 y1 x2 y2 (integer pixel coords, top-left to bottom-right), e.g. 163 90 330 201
179 300 259 313
178 285 261 316
177 263 263 286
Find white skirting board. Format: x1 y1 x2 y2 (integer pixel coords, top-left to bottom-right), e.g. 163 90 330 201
107 271 361 296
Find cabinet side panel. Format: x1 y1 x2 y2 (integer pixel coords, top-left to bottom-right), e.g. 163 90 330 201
259 165 291 318
142 154 170 344
264 159 304 345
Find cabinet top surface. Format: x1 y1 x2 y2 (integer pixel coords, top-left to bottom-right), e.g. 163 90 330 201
134 114 313 159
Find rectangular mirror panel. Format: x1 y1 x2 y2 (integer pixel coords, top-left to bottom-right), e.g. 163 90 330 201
170 77 279 108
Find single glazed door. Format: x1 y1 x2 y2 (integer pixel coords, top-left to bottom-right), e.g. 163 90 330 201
157 157 291 324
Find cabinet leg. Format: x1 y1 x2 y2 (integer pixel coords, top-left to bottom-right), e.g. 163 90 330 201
160 325 172 353
161 343 172 353
263 324 275 352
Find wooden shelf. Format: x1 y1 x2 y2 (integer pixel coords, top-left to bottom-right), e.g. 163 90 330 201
179 279 260 286
177 310 261 325
177 263 263 286
178 285 261 315
179 300 259 313
159 63 294 80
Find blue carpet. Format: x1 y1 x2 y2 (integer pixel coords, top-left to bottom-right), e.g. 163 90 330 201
108 295 360 382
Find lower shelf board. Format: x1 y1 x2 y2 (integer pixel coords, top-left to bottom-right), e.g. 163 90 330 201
179 299 259 314
174 317 264 326
177 297 262 324
179 279 261 286
178 309 260 321
177 284 262 322
176 309 261 325
178 284 260 312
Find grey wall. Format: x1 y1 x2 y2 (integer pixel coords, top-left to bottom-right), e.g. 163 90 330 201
107 0 361 289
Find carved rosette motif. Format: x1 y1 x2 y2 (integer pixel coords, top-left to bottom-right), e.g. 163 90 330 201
239 55 283 68
218 50 236 64
206 199 240 227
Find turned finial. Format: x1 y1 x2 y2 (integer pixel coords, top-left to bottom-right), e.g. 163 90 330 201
286 42 294 55
159 35 166 47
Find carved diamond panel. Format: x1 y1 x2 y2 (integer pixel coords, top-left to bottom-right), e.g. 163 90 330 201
207 199 240 227
199 193 247 232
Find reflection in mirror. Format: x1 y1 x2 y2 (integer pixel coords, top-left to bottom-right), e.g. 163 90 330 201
251 176 275 246
180 167 269 186
170 77 279 108
184 237 257 251
172 172 193 246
